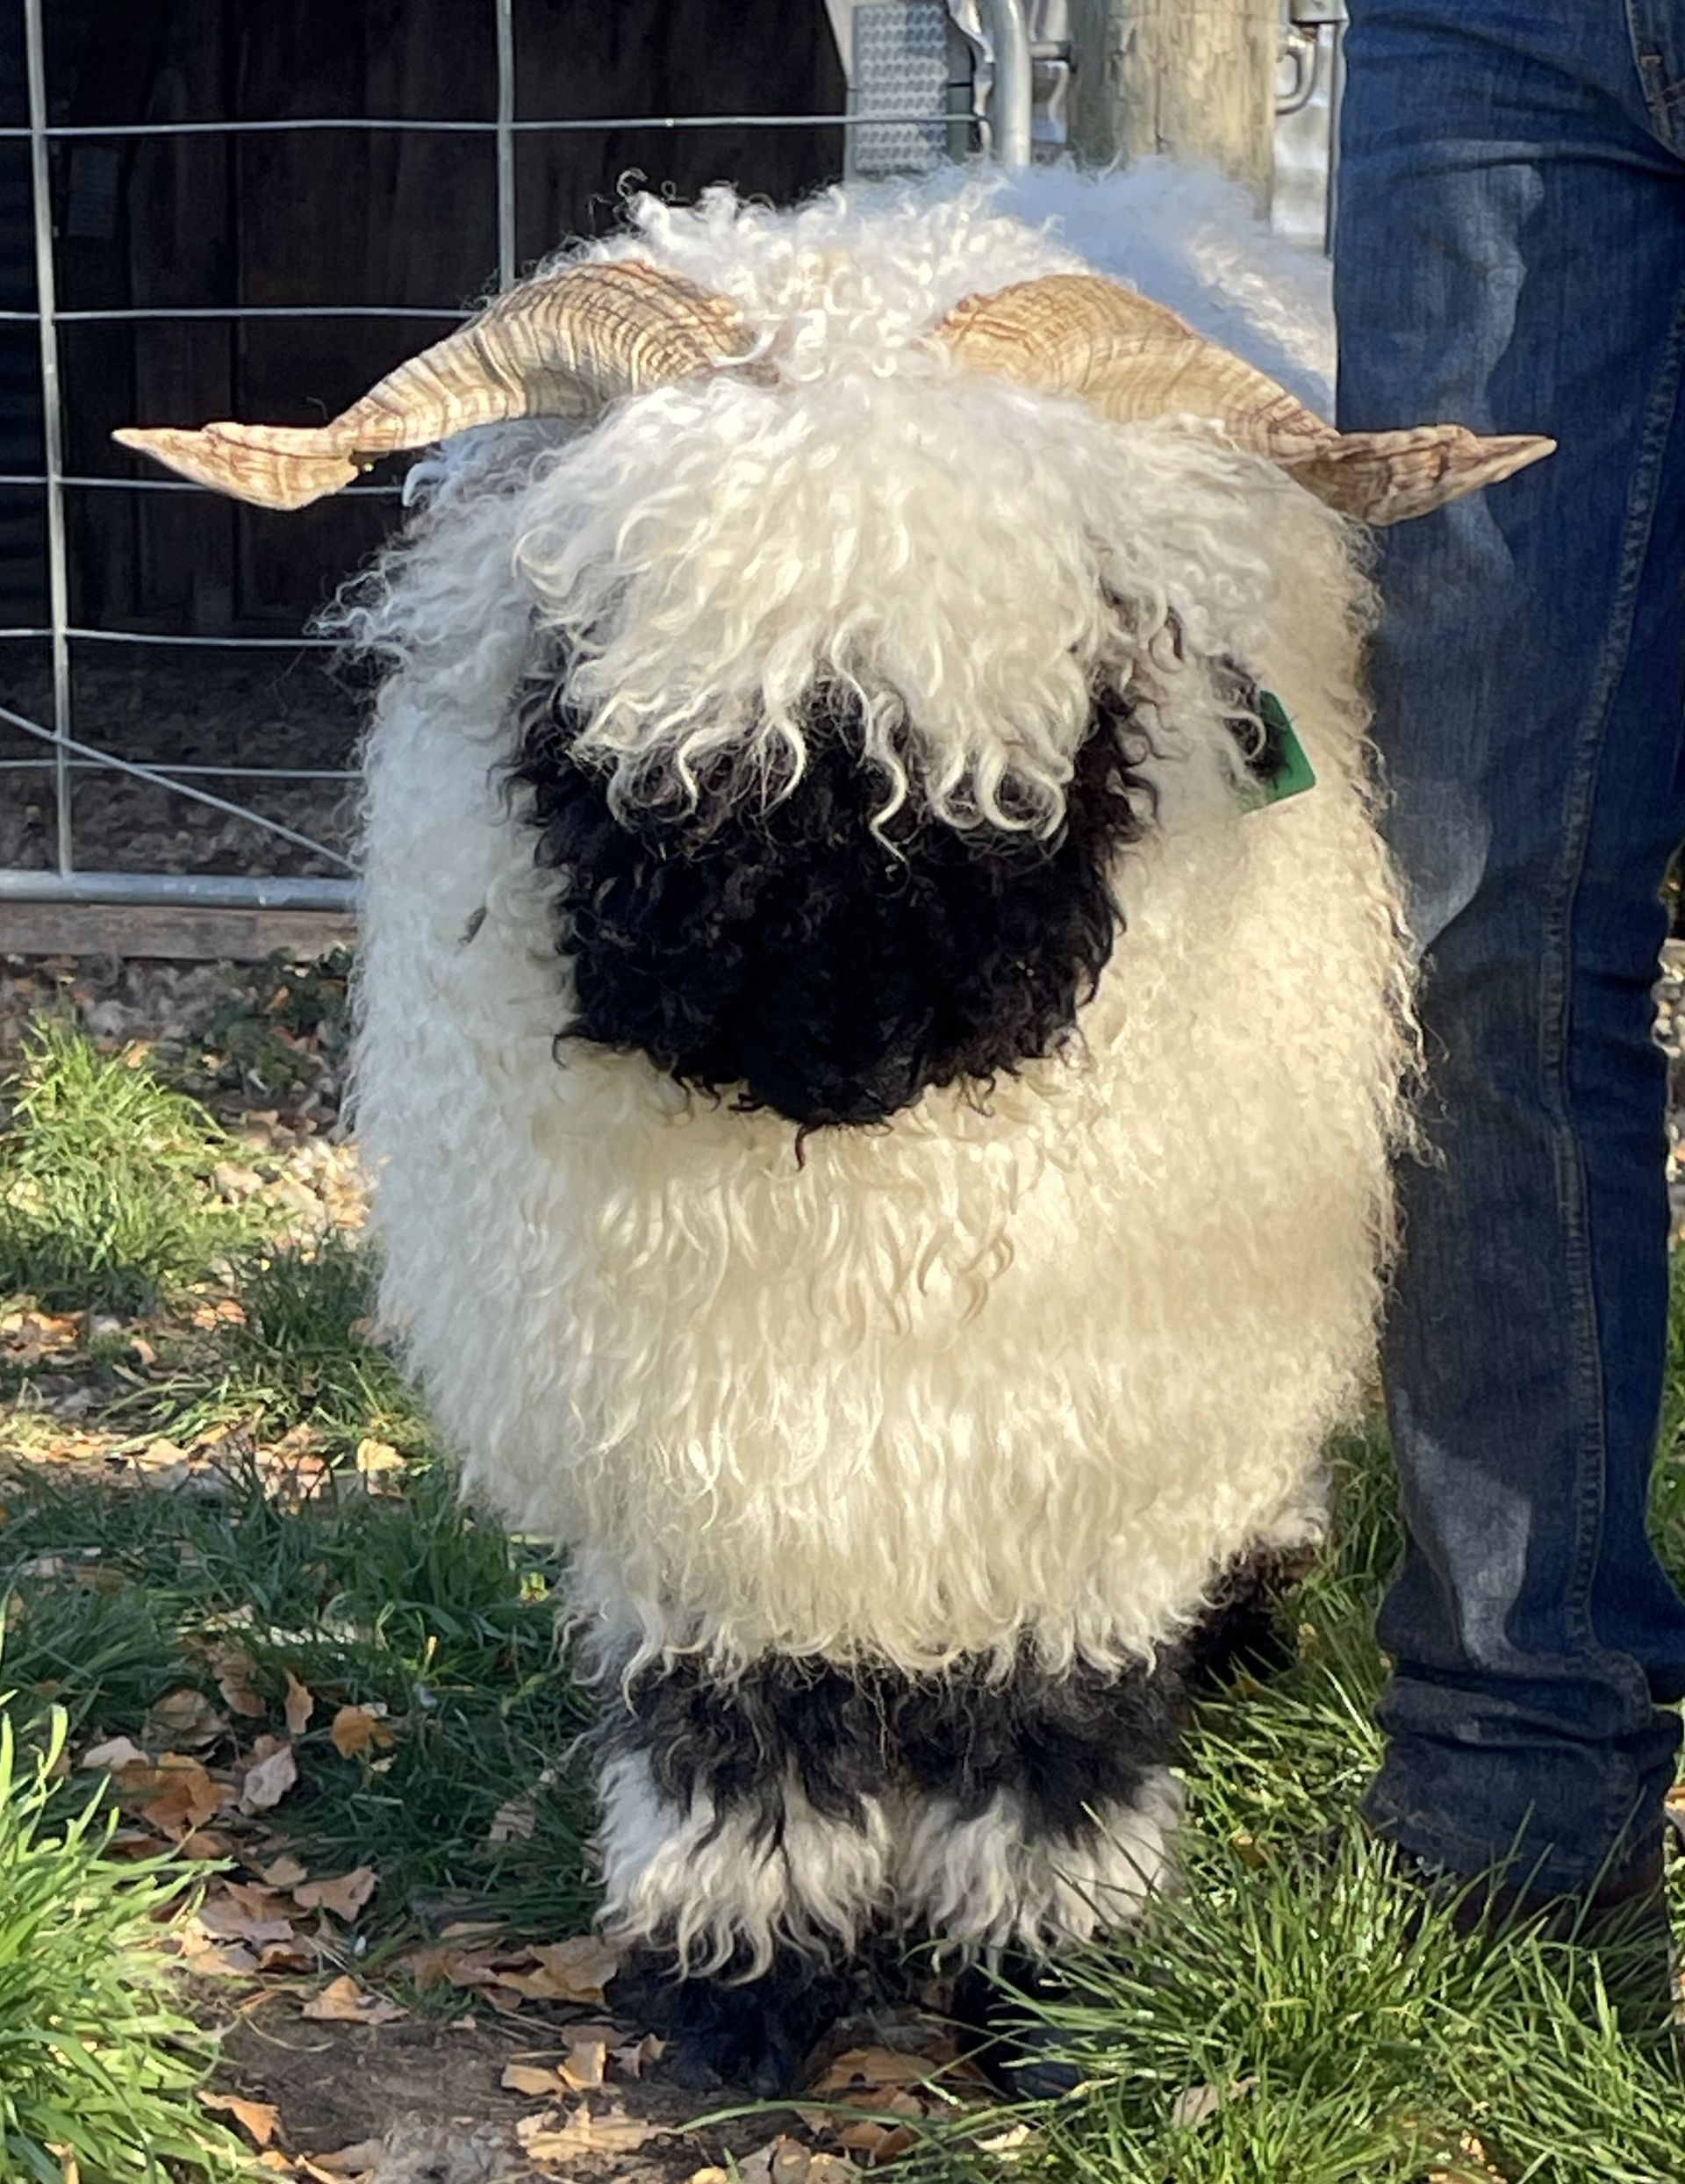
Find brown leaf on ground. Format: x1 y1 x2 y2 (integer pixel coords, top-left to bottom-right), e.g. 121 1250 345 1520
291 1865 378 1921
728 2136 852 2184
181 1935 261 1978
240 1739 299 1814
835 2119 919 2162
611 2032 665 2079
495 1936 621 2005
300 1975 405 2026
212 1646 270 1719
400 1943 502 1992
355 1437 405 1478
179 1826 236 1859
307 2141 384 2177
80 1735 146 1772
260 1853 309 1888
485 1794 536 1846
284 1670 315 1737
814 2046 945 2093
143 1686 227 1749
1169 2077 1258 2130
140 1756 225 1838
198 1886 298 1949
198 2092 283 2150
329 1704 394 1759
257 1937 319 1973
559 2037 608 2091
501 2063 566 2097
515 2106 664 2163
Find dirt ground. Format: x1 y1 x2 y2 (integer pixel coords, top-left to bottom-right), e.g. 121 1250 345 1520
1 646 359 878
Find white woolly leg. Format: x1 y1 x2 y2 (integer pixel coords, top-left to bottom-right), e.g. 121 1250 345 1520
895 1770 1184 1955
594 1749 893 1977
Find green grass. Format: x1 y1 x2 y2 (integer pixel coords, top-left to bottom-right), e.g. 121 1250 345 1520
912 1413 1685 2184
0 1018 261 1316
0 1692 245 2183
4 1008 1685 2179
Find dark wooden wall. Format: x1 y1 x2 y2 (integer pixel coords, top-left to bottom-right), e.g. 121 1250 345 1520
49 0 845 635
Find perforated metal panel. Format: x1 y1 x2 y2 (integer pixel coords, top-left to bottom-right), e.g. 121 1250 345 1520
849 1 958 176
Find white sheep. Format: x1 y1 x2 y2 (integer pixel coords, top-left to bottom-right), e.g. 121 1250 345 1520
119 163 1549 2094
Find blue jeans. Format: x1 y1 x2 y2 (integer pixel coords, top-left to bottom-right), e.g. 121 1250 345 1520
1336 0 1685 1893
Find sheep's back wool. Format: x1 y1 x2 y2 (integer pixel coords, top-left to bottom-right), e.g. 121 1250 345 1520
323 163 1437 2067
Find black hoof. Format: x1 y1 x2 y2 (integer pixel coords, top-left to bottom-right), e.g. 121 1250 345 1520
950 1954 1088 2104
617 1951 850 2098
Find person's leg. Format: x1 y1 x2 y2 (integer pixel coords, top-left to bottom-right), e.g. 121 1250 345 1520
1336 0 1685 1896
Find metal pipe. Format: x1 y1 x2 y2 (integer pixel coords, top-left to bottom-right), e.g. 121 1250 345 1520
0 112 957 142
0 703 355 868
978 0 1034 166
0 627 339 647
23 0 72 877
494 0 517 287
0 870 358 911
0 305 474 324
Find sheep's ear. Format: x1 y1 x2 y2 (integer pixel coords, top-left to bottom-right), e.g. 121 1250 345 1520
1279 424 1556 526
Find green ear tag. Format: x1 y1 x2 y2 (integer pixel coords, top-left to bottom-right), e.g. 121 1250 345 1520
1242 690 1316 811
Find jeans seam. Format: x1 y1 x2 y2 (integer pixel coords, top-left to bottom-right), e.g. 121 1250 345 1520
1538 269 1685 1860
1627 0 1683 152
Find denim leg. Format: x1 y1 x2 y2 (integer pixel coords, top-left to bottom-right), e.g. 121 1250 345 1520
1336 0 1685 1893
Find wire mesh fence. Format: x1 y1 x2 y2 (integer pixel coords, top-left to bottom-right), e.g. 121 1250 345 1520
0 0 1338 924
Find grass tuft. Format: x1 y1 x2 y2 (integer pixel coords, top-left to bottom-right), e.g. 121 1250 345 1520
0 1690 244 2183
0 1019 258 1316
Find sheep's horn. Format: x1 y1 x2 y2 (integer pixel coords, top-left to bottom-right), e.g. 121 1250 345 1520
936 273 1553 525
113 260 754 512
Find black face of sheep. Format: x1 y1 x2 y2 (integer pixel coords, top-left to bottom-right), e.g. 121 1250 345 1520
510 665 1158 1128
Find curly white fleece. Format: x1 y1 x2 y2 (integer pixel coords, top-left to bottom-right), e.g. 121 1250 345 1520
345 165 1412 1685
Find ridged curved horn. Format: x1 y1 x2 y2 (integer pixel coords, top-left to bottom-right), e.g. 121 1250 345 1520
113 260 754 512
936 273 1553 525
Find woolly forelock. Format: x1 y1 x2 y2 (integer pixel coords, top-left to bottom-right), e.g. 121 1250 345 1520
343 166 1414 1679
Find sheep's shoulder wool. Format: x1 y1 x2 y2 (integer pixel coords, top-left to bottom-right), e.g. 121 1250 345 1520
346 165 1412 1678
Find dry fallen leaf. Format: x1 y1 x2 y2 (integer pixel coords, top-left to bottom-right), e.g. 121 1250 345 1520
487 1794 536 1846
307 2139 385 2176
198 2093 283 2151
355 1437 405 1478
181 1936 261 1978
612 2031 665 2080
292 1865 378 1921
495 1935 621 2005
1170 2077 1258 2130
140 1757 224 1839
329 1704 394 1759
179 1826 236 1860
835 2125 915 2162
144 1687 227 1749
283 1670 315 1738
240 1739 298 1814
815 2046 943 2093
210 1648 268 1721
560 2037 607 2091
260 1853 309 1889
516 2106 663 2162
501 2063 566 2097
976 2122 1034 2154
81 1735 146 1772
198 1888 298 1949
300 1975 405 2026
